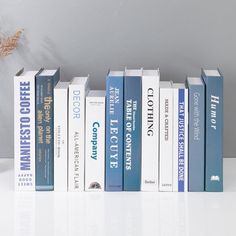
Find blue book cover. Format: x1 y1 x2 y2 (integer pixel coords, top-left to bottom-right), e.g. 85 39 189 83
186 77 205 192
35 69 60 191
202 69 223 192
105 71 124 191
123 69 142 191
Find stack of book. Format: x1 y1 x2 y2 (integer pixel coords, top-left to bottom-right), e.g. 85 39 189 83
14 67 223 192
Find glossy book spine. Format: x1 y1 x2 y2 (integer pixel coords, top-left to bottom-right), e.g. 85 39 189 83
141 70 160 191
105 73 124 191
202 69 223 192
14 70 39 191
187 79 205 192
54 82 69 191
123 71 142 191
173 87 188 192
68 78 88 191
159 83 173 191
85 91 105 191
35 70 59 190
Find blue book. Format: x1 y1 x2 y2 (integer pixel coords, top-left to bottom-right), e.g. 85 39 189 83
35 69 60 191
186 77 205 192
105 71 124 191
123 69 142 191
202 69 223 192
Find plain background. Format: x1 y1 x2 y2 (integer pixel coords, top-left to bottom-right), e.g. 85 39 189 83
0 0 235 158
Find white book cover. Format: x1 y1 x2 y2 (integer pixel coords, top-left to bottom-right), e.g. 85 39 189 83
68 76 89 191
85 90 105 191
173 84 188 192
14 69 40 191
159 81 173 192
54 82 70 191
141 69 160 191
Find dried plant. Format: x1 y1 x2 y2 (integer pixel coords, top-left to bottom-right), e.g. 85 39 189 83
0 30 23 57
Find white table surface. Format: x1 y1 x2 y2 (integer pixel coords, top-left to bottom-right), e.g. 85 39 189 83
0 158 235 236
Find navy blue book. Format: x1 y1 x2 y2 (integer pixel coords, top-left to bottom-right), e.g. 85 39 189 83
35 69 60 191
186 77 205 192
202 69 223 192
123 69 142 191
105 71 124 191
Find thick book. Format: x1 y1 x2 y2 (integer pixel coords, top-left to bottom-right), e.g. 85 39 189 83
85 90 106 191
35 69 60 191
14 69 41 191
123 69 142 191
159 81 173 191
54 82 69 191
173 83 188 192
105 71 124 191
141 69 160 191
68 76 89 191
202 69 223 192
186 77 205 192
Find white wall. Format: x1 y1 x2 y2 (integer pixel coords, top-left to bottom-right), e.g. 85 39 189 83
0 0 235 157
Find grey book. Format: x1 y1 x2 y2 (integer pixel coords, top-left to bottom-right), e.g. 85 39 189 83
186 77 205 192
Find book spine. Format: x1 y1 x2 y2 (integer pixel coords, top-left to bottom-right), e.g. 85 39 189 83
203 74 223 192
173 88 178 192
173 88 188 192
141 75 159 191
159 88 173 191
35 77 54 190
184 89 188 192
105 76 124 191
54 88 68 191
188 84 205 191
124 75 142 191
85 95 105 191
14 75 35 191
68 84 86 191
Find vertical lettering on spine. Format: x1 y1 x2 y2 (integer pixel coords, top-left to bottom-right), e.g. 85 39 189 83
178 89 185 192
19 81 33 186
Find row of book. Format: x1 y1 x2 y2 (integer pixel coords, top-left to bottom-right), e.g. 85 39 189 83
14 68 223 192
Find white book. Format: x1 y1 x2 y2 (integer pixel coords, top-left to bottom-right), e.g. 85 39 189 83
54 82 69 191
68 77 89 191
173 83 188 192
141 69 160 191
14 69 40 191
85 90 106 191
159 81 173 192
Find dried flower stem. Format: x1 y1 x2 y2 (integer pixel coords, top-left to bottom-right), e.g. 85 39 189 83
0 30 23 57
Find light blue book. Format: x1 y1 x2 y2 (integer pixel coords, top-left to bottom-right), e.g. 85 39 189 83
202 69 223 192
186 77 205 192
35 69 60 191
123 69 142 191
105 71 124 191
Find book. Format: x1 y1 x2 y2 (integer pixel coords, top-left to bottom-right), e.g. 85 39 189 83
105 71 124 191
14 69 41 191
35 69 60 191
202 69 223 192
123 69 142 191
172 83 188 192
85 90 106 191
159 81 173 192
141 69 160 191
54 81 69 191
186 77 205 192
68 76 89 191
